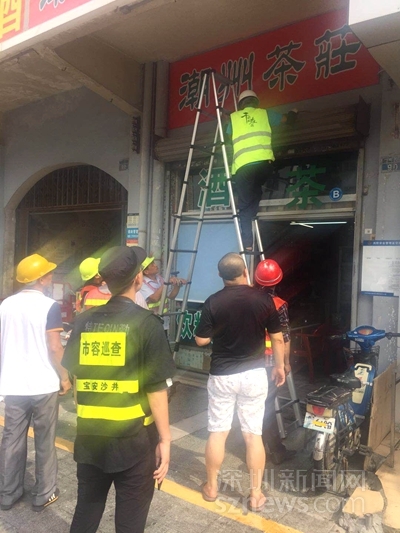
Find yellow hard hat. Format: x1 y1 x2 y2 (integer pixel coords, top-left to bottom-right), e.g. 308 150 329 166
79 257 101 281
16 254 57 284
141 256 155 271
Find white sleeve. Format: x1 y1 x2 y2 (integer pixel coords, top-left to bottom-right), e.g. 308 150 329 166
135 292 149 309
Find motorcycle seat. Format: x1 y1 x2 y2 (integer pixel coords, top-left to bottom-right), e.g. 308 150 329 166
307 385 352 407
330 373 361 389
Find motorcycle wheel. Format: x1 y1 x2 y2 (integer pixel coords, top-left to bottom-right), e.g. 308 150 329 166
313 431 343 492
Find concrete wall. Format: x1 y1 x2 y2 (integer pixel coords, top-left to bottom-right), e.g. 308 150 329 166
373 75 400 372
349 0 400 24
0 144 4 295
0 87 141 296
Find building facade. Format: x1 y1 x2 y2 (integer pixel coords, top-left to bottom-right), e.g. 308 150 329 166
0 0 399 375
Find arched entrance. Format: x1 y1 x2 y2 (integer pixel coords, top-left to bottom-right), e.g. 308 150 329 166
15 165 127 290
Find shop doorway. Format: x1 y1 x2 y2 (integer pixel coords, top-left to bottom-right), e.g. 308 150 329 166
15 165 127 290
258 217 354 332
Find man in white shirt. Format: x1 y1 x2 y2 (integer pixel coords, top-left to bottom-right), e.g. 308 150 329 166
0 254 71 512
140 256 186 334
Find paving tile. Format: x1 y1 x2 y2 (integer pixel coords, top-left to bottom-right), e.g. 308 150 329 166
342 487 384 516
0 518 20 532
376 450 400 530
278 508 335 533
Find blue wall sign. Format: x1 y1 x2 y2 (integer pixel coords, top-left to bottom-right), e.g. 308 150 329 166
329 187 343 201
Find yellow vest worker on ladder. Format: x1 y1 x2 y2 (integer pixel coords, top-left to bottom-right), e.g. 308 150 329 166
62 246 176 533
228 90 298 250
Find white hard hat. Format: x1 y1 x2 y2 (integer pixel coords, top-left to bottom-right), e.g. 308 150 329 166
238 90 259 104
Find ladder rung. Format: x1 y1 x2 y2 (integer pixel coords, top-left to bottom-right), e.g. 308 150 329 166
162 311 185 317
178 215 205 222
176 211 239 222
197 109 216 120
213 70 234 86
198 215 234 221
239 250 262 256
163 281 192 287
170 249 198 254
173 212 208 221
190 144 214 155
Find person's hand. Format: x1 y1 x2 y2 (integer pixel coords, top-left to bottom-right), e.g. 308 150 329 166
59 378 72 396
169 277 187 287
272 367 286 387
153 439 171 485
284 363 291 375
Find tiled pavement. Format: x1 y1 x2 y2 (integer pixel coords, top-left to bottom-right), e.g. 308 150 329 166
0 362 392 533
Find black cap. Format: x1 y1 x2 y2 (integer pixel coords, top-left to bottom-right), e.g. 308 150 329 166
99 246 147 295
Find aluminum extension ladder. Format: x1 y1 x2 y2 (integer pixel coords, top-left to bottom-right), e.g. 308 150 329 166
158 68 302 435
275 374 303 438
158 68 250 357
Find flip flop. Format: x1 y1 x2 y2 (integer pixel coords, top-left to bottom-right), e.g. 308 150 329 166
201 483 217 502
247 494 266 512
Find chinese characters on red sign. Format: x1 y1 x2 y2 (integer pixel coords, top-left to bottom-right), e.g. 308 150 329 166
0 0 24 42
29 0 93 28
169 9 379 130
0 0 94 44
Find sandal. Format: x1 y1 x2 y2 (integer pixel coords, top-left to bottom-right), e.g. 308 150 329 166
247 493 266 512
201 483 217 502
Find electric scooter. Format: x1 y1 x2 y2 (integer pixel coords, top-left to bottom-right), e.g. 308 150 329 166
303 325 399 491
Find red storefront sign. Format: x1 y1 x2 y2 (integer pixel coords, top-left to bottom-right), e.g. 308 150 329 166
0 0 94 44
29 0 93 28
169 9 380 130
0 0 25 42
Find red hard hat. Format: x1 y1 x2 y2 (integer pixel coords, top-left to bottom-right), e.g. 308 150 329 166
254 259 283 287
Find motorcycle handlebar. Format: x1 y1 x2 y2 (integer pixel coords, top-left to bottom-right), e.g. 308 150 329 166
386 332 400 339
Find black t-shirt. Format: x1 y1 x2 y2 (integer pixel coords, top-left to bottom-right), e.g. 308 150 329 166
62 295 176 472
195 285 282 376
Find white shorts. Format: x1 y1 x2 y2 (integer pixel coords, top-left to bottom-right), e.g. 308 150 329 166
207 368 268 435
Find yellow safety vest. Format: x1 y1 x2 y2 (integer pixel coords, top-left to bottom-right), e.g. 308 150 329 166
83 286 111 309
148 301 168 314
231 107 274 175
75 330 148 437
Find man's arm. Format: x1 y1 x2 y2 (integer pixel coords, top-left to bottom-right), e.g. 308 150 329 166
147 389 171 484
145 278 185 304
167 277 187 301
284 340 291 375
269 331 285 387
46 330 71 395
280 109 298 125
195 336 211 346
194 299 212 347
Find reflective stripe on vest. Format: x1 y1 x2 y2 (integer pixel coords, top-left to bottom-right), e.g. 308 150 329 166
77 403 145 421
83 286 111 309
231 108 274 174
84 298 108 307
147 301 168 314
144 414 154 426
75 379 138 394
75 330 146 430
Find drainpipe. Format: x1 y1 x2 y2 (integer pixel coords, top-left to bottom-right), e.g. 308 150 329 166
150 60 169 265
138 62 154 249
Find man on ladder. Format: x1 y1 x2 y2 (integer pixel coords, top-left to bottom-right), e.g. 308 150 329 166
227 90 298 250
